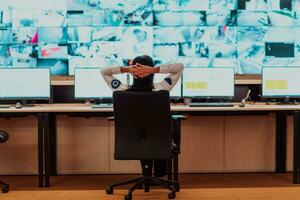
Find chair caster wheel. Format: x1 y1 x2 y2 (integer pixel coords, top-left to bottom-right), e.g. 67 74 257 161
144 183 150 193
124 194 132 200
106 187 113 195
2 184 9 193
168 191 176 199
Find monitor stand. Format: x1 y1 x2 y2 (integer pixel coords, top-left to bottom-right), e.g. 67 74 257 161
0 104 10 109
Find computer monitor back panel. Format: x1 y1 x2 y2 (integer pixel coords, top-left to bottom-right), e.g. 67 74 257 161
262 67 300 98
183 67 235 98
75 68 127 99
0 68 50 99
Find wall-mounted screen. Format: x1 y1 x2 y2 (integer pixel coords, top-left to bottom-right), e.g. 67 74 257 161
1 0 300 75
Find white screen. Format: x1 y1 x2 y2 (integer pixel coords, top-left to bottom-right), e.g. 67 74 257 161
75 68 127 99
153 74 181 97
262 67 300 97
0 68 50 99
183 68 234 97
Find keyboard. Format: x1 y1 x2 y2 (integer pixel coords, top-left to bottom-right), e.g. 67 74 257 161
188 102 234 107
0 105 10 108
91 104 113 109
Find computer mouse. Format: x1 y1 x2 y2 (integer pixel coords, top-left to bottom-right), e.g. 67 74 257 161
239 103 245 107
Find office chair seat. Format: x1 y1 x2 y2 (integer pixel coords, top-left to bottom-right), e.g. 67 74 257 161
0 130 10 193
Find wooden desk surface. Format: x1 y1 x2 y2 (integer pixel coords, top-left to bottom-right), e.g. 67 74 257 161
1 103 300 113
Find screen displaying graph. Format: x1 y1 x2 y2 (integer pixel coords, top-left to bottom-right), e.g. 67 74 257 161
262 67 300 97
183 67 235 97
1 0 300 75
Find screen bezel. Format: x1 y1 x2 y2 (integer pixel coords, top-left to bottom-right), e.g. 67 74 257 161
0 67 51 100
182 67 235 99
262 66 300 98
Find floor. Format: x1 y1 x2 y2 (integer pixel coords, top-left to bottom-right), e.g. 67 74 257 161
1 173 300 200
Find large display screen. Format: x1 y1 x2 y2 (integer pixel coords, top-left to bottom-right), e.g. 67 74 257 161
183 67 235 98
1 0 300 75
0 68 50 99
262 67 300 97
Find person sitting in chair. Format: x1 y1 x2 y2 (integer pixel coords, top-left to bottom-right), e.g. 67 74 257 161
101 55 183 177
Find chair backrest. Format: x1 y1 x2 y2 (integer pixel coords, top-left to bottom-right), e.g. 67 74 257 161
113 90 171 160
0 130 9 143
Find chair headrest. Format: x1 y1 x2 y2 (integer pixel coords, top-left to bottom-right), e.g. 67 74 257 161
0 130 9 143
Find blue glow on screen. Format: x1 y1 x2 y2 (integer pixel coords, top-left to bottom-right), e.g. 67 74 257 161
1 0 300 75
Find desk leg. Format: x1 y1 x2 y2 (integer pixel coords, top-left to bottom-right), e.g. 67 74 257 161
173 154 179 183
172 120 181 185
293 111 300 184
275 112 286 173
37 113 44 187
44 113 51 187
49 113 57 176
167 159 172 181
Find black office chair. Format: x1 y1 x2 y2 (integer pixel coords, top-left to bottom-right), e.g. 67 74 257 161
106 90 178 200
0 130 9 193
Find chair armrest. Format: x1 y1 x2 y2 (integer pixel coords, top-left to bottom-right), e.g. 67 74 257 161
171 115 187 121
107 116 115 121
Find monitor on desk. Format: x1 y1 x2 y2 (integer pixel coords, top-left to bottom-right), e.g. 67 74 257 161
262 67 300 98
182 67 235 99
74 68 127 99
0 68 50 100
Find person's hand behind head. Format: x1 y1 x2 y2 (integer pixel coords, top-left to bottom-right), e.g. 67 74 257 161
127 65 139 78
133 63 155 78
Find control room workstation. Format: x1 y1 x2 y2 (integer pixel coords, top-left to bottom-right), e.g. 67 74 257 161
1 67 300 186
2 67 300 107
2 0 300 199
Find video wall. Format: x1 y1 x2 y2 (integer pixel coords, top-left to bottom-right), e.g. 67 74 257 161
1 0 300 75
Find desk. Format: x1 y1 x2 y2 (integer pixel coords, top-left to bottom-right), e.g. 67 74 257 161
0 110 47 187
1 103 300 186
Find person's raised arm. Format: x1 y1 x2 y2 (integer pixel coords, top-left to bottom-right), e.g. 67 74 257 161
132 62 184 91
155 63 184 91
101 66 132 91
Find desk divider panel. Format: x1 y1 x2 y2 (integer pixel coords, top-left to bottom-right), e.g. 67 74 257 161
0 116 38 174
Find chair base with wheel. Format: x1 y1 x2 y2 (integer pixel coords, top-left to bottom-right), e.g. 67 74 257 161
0 181 9 193
106 162 178 200
0 130 10 193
